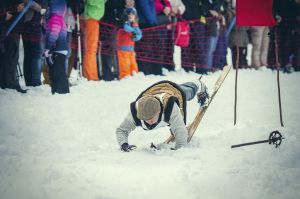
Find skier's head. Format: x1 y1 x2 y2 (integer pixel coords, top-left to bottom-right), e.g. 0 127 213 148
137 96 161 124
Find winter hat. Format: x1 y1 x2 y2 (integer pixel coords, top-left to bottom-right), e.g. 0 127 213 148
123 7 137 16
137 96 161 121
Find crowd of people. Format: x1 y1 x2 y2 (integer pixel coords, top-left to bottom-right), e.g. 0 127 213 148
0 0 299 94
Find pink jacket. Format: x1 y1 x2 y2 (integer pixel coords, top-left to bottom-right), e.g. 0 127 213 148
154 0 171 15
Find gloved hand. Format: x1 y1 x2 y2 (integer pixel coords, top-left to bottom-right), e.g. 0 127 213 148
121 143 137 152
44 49 54 65
40 8 47 16
197 85 209 107
44 49 50 58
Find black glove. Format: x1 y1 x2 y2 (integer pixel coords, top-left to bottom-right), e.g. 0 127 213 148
197 85 209 107
121 143 137 152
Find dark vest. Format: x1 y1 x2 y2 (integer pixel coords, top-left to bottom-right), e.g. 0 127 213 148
130 81 187 129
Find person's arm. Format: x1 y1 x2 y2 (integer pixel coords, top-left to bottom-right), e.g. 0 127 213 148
132 25 142 41
116 111 137 146
45 16 63 52
123 22 136 32
123 22 142 41
169 103 188 149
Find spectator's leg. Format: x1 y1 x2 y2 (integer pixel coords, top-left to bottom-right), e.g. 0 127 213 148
129 51 138 74
30 33 45 86
101 54 115 81
206 35 219 71
251 26 263 68
230 46 237 68
65 31 73 75
260 27 270 66
51 52 69 94
240 47 248 68
118 50 131 79
83 19 99 80
2 36 21 89
23 39 32 86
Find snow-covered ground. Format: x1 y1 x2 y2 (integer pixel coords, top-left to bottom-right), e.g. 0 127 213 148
0 66 300 199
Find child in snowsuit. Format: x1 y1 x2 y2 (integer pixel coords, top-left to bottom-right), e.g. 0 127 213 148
117 7 142 79
44 0 70 94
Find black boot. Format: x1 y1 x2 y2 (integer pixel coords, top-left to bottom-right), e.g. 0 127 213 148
15 86 28 93
47 53 70 94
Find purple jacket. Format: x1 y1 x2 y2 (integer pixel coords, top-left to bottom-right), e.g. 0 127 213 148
45 0 67 51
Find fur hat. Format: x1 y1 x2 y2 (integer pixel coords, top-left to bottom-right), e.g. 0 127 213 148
137 96 160 121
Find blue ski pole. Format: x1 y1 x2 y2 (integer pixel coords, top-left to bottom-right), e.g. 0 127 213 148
5 0 34 37
225 16 236 38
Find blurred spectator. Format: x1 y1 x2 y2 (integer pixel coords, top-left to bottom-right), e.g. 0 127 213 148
203 0 226 73
22 0 46 87
117 7 142 79
0 0 27 93
154 0 174 72
154 0 171 25
168 0 185 71
135 0 162 75
44 0 69 94
250 26 269 68
135 0 157 27
228 27 249 69
270 0 300 72
83 0 106 80
181 0 206 73
100 0 126 81
42 0 84 85
65 2 76 71
169 0 185 16
226 0 249 69
65 0 84 82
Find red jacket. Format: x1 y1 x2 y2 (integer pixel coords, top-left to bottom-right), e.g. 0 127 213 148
117 22 139 51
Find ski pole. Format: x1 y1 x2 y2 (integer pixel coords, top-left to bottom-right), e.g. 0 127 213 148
225 16 236 37
6 0 34 37
76 9 83 78
231 131 284 149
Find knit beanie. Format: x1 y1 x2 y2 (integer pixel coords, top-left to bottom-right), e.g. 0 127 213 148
137 96 160 121
124 7 137 16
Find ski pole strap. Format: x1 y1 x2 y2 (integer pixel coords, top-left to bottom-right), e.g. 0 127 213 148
231 131 284 149
6 0 34 37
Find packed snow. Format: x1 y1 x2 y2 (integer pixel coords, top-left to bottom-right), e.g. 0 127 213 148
1 65 300 199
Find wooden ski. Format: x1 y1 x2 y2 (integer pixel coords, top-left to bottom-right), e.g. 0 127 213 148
164 65 231 144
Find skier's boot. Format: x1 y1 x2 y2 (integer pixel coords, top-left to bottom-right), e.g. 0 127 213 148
194 77 209 107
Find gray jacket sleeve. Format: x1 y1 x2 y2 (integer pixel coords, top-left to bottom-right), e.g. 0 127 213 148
116 111 137 146
169 103 188 149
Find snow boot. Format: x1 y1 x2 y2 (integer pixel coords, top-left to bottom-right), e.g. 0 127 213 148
193 77 209 107
47 53 70 94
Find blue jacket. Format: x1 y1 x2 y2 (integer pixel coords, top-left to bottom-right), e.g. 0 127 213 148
135 0 157 25
124 22 142 41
